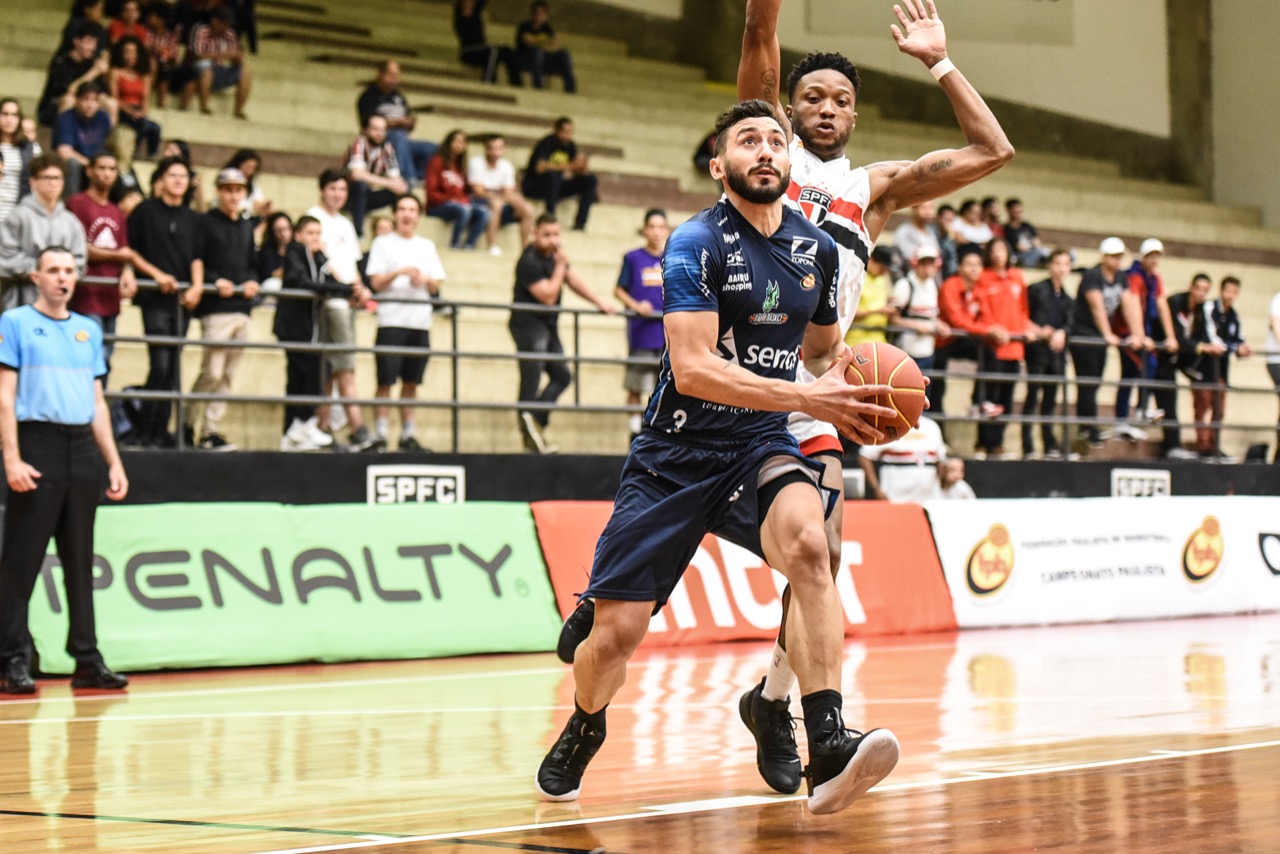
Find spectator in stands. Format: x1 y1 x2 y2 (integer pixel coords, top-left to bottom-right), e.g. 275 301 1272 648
143 4 183 108
183 167 260 451
934 202 959 278
1203 276 1253 461
227 0 259 55
469 135 536 253
426 130 490 252
356 61 437 188
108 0 148 44
174 0 219 43
454 0 516 84
0 154 87 309
972 237 1034 459
509 213 615 453
276 215 353 452
123 156 198 447
58 0 109 56
223 148 272 221
0 100 40 225
344 114 408 237
66 150 135 380
980 196 1004 239
846 245 897 347
1022 247 1074 459
365 193 444 453
305 169 369 448
158 139 205 211
1114 238 1178 443
53 83 115 194
1069 237 1129 449
522 117 597 231
108 36 161 157
1003 198 1046 268
183 6 252 119
38 22 111 126
257 211 291 286
858 414 948 502
892 201 939 267
514 1 577 93
952 198 992 249
891 244 947 375
935 247 1001 424
936 457 976 499
692 129 716 174
1166 273 1215 460
1268 288 1280 463
614 209 668 440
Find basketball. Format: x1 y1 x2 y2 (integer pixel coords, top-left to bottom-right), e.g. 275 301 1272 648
844 341 927 445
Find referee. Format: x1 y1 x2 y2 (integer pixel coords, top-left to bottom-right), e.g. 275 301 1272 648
0 246 129 695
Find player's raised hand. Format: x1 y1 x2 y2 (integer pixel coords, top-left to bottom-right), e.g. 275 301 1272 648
890 0 948 66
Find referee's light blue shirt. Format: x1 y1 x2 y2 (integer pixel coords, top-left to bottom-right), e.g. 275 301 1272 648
0 305 106 425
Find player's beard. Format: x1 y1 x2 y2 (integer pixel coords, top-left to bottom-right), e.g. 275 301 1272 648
725 162 791 205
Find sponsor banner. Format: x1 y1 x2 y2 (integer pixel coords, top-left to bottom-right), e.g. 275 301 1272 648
925 496 1280 628
1110 467 1171 497
532 501 956 647
30 502 561 673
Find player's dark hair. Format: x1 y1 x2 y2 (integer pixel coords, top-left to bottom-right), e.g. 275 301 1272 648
318 167 347 190
1220 275 1242 289
712 99 782 156
787 51 861 103
536 213 558 228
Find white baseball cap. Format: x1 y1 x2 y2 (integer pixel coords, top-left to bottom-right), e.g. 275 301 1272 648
914 243 940 261
1139 238 1164 256
1099 236 1126 256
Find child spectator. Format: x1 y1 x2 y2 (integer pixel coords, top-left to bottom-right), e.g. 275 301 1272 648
426 129 489 251
845 246 897 346
613 209 668 440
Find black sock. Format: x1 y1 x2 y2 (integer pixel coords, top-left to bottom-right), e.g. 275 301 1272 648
801 690 844 746
574 699 607 733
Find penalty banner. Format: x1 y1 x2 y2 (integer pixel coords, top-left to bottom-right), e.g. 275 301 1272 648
29 502 562 673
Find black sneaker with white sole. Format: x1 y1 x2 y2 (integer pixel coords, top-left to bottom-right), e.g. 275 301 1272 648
804 726 899 815
739 678 802 794
535 713 606 801
556 599 595 664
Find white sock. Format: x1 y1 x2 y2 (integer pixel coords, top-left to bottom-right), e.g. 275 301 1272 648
628 413 641 434
401 419 416 438
375 418 389 439
760 641 796 701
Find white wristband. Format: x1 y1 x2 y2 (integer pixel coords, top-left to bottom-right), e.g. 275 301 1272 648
929 57 956 81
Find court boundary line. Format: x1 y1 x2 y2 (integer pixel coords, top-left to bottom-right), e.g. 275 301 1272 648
246 737 1280 854
0 808 410 840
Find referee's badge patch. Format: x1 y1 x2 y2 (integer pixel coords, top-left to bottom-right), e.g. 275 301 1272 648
75 330 90 342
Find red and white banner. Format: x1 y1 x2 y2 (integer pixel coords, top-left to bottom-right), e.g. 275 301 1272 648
925 496 1280 628
531 501 956 647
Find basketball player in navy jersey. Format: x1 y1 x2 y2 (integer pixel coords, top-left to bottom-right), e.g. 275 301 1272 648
734 0 1014 796
535 100 902 815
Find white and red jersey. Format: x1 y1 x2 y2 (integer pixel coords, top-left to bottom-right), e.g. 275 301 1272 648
783 138 876 451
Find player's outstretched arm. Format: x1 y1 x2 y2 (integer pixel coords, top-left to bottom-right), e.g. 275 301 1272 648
864 0 1014 238
738 0 792 136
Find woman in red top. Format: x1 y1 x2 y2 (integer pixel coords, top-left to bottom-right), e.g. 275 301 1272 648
973 238 1037 457
107 0 148 44
425 129 490 250
108 36 161 156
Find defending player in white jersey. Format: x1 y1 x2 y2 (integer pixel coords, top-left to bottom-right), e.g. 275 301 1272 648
735 0 1014 796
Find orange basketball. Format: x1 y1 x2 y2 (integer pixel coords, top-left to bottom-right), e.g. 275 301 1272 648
844 341 926 445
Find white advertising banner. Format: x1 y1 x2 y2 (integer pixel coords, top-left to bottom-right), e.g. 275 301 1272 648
925 496 1280 628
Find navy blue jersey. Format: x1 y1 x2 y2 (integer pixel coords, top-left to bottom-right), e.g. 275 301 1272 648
644 198 839 443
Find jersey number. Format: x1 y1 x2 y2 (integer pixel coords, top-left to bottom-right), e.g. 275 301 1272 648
672 409 687 432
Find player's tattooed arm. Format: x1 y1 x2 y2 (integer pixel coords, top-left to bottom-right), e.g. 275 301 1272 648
738 0 793 137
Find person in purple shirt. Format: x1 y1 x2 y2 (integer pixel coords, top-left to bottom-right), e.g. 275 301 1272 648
613 209 669 439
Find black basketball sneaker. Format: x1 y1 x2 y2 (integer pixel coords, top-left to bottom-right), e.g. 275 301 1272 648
738 678 802 794
556 598 596 664
804 717 899 815
535 712 607 802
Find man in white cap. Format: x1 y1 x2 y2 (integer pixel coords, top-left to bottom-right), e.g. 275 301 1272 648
891 243 948 374
1116 238 1179 445
1068 236 1129 449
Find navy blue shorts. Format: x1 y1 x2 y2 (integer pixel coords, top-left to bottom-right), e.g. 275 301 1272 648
582 430 832 607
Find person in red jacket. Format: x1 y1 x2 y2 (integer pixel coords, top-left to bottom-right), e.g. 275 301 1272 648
934 247 1005 431
425 129 490 250
972 237 1037 457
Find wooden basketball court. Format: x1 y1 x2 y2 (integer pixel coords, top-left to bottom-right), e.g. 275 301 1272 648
2 612 1276 852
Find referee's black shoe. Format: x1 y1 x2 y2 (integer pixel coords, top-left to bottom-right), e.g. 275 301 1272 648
535 712 606 801
556 599 595 664
804 724 899 815
739 678 802 794
2 657 36 694
71 662 129 691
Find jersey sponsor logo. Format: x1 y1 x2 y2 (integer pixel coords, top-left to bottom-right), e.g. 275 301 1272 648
75 330 90 342
797 186 833 224
742 344 800 370
748 280 788 324
697 247 712 299
724 271 751 292
800 273 816 291
725 249 746 268
722 231 740 244
791 236 818 267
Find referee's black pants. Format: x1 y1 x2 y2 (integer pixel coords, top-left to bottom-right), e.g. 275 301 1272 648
0 423 106 666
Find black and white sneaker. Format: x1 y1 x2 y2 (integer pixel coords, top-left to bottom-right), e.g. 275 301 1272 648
535 713 606 802
804 724 899 815
739 678 802 794
556 599 595 664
